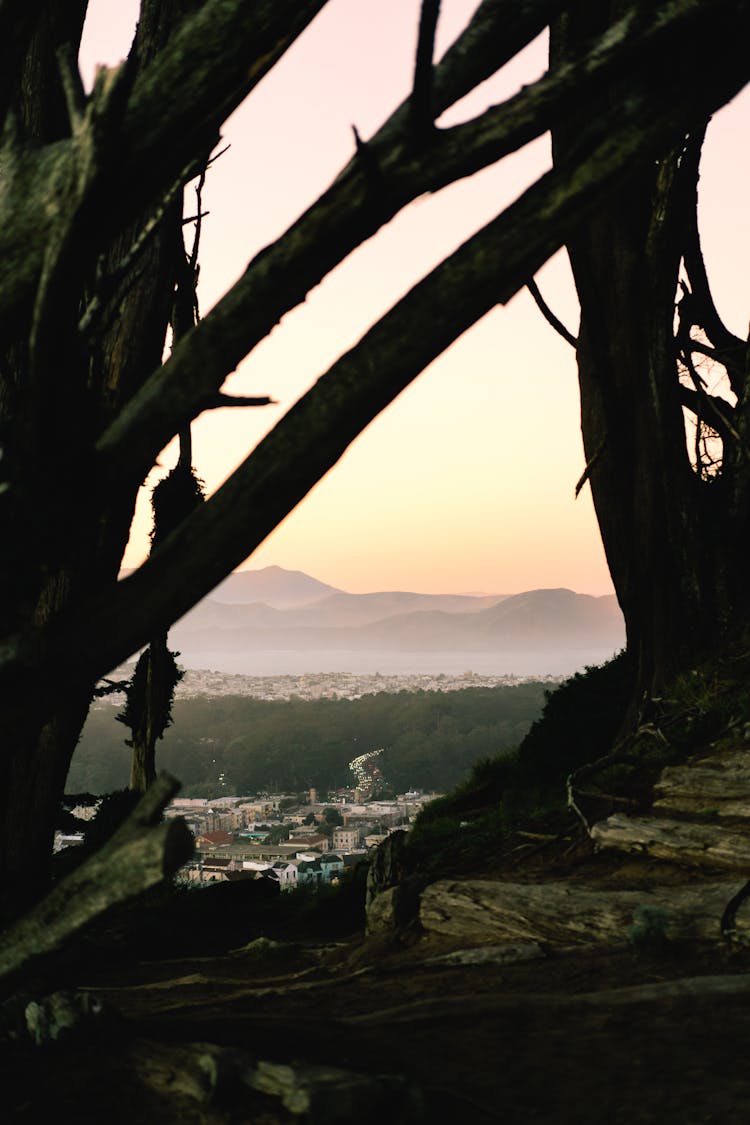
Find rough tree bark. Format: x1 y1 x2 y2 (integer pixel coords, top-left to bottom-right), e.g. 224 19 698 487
0 0 213 915
0 0 749 920
553 1 750 702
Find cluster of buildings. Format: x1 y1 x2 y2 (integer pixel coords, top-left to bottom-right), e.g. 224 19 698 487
168 668 543 702
166 785 439 889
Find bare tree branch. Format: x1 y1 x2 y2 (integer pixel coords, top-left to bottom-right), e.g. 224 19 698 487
2 2 750 905
3 0 750 732
410 0 441 144
0 774 192 998
574 436 607 499
0 0 567 350
680 131 745 390
55 42 86 132
0 0 331 336
423 0 561 126
4 73 740 714
96 0 741 490
526 276 578 347
678 371 740 443
685 338 731 365
204 394 276 409
676 279 742 445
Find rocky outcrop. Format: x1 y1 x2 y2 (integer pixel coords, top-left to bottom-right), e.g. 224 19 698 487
365 832 426 936
363 738 750 958
590 813 750 870
418 879 745 946
365 831 409 910
366 886 400 936
653 747 750 816
589 744 750 877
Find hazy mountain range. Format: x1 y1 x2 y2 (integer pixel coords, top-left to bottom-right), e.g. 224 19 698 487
168 567 625 675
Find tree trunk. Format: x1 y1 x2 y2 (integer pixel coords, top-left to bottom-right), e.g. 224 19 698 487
0 692 92 922
0 2 187 915
552 3 750 704
2 0 749 920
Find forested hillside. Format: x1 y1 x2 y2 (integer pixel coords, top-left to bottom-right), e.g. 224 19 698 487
68 685 546 797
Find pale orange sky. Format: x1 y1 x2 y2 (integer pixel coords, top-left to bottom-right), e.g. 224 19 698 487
80 2 750 597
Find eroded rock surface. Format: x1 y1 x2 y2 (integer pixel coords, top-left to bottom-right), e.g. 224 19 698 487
654 748 750 816
418 878 745 946
590 812 750 870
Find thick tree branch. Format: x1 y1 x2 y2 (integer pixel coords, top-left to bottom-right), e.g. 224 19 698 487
55 42 86 133
680 132 745 391
97 0 742 489
0 773 192 998
0 1 44 101
0 0 82 130
117 0 329 213
0 0 330 336
3 0 750 728
0 0 589 356
2 0 709 346
683 238 743 366
7 74 742 711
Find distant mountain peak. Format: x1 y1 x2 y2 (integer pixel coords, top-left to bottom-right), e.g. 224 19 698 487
210 565 341 609
174 581 625 673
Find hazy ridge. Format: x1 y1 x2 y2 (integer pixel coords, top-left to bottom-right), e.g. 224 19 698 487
169 567 624 674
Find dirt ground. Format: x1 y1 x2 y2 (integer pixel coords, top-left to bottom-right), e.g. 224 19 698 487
5 906 750 1125
5 822 750 1124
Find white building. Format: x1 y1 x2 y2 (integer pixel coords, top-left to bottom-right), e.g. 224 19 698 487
270 860 299 889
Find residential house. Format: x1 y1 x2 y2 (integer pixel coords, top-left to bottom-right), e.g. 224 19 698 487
296 857 324 886
332 827 361 850
242 860 274 877
296 854 344 886
195 855 236 883
270 860 299 889
288 833 329 852
195 829 234 848
285 813 310 826
237 800 276 821
319 854 345 883
225 869 265 884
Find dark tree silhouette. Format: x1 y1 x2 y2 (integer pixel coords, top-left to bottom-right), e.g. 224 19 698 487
552 2 750 705
0 0 748 918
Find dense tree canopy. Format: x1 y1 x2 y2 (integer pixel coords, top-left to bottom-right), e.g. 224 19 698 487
70 685 544 796
2 0 750 915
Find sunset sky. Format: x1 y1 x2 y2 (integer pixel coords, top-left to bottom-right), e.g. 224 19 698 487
80 1 750 597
